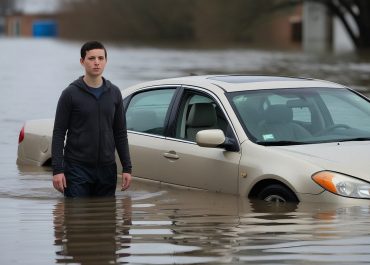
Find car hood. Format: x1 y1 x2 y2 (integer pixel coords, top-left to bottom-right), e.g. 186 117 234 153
274 141 370 182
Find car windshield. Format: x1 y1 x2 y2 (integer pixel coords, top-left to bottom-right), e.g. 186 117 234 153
228 87 370 146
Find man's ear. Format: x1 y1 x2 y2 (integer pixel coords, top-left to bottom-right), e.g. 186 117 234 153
80 58 84 65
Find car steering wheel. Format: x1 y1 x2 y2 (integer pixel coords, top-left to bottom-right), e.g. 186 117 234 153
316 124 351 136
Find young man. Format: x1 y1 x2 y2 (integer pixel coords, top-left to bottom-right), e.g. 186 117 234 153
52 41 132 197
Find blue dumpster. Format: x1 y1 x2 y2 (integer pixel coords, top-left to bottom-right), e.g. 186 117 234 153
32 20 58 37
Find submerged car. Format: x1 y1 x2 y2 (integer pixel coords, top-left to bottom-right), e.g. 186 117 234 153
17 75 370 203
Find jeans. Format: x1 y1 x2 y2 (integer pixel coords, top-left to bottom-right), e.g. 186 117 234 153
63 161 118 198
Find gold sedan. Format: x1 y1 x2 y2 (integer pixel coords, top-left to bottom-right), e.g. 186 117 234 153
17 75 370 204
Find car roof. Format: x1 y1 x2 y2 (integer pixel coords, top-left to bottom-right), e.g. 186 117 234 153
125 75 347 93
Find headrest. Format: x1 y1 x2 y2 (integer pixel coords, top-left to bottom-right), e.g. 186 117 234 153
264 104 293 124
186 103 217 127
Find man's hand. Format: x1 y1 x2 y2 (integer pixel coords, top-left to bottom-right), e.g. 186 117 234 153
121 173 132 191
53 173 67 193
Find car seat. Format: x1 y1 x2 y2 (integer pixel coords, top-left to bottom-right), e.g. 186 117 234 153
238 104 264 140
259 104 311 141
186 103 217 141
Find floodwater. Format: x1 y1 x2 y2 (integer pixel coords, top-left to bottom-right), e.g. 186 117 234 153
1 38 370 264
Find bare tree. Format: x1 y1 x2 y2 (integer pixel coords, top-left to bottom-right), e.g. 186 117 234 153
253 0 370 50
58 0 370 50
59 0 194 42
286 0 370 49
314 0 370 49
0 0 15 15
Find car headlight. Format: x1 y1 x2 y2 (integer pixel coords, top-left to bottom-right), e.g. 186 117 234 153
312 171 370 199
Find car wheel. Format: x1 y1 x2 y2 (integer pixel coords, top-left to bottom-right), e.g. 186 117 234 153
257 184 298 203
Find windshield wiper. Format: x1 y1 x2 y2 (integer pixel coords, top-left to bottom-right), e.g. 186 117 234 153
336 137 370 143
256 140 309 146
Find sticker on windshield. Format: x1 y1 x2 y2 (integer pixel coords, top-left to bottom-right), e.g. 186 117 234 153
262 134 275 141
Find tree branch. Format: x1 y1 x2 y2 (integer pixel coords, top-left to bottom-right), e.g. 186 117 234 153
337 0 363 33
306 0 360 47
326 1 360 47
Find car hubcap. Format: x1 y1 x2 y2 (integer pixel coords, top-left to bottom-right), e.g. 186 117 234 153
264 194 286 204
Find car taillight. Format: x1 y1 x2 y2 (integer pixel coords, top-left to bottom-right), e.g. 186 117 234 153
19 125 25 144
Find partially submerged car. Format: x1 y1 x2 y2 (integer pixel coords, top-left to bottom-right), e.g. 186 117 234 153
17 75 370 203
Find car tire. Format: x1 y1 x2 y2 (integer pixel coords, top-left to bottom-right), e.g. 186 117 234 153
257 184 298 203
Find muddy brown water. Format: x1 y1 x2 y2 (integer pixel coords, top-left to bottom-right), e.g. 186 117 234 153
1 38 370 264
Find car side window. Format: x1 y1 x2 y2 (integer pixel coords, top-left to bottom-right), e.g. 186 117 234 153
126 89 176 135
175 92 229 142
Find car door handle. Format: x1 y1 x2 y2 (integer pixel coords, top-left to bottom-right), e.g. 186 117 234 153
163 151 179 160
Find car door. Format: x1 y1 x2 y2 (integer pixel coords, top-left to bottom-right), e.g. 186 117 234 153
124 87 177 181
158 87 242 194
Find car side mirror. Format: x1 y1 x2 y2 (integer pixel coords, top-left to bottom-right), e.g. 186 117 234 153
196 129 239 152
196 129 226 147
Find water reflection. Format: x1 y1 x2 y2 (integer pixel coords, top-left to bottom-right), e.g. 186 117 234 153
237 199 370 264
0 178 369 265
53 197 132 265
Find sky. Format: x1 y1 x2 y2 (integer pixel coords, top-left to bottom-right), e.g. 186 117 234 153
15 0 61 14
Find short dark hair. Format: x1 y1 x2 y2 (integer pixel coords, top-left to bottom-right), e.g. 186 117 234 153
80 41 107 59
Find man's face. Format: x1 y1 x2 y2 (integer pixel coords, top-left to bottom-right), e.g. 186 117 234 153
80 49 107 77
